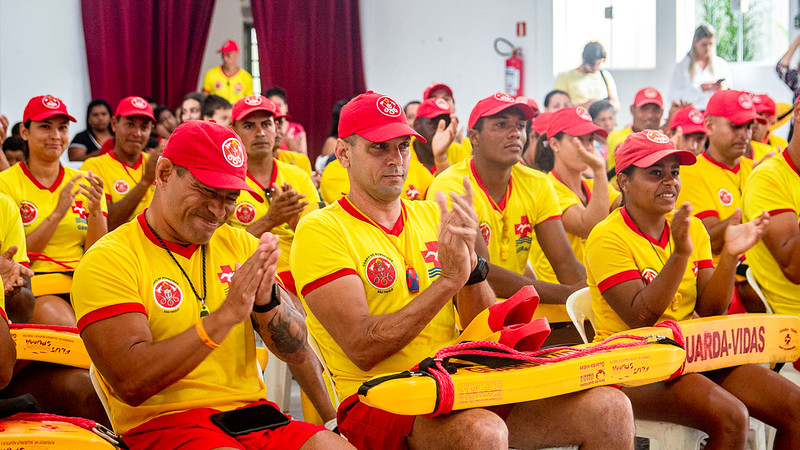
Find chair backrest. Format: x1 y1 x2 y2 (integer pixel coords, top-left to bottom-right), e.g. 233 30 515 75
88 365 113 428
746 268 773 314
565 287 594 344
306 331 340 408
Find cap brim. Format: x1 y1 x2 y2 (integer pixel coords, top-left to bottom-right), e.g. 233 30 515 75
122 112 156 122
672 123 706 135
634 99 663 108
561 122 608 138
632 148 697 169
233 106 276 124
188 166 264 203
771 103 793 131
28 111 77 123
727 110 767 125
358 122 427 143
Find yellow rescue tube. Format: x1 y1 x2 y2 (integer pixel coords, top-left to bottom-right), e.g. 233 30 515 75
30 273 73 297
358 336 685 416
619 314 800 373
10 324 91 370
0 418 115 449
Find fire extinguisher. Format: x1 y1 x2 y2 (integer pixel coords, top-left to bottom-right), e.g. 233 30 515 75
495 38 524 97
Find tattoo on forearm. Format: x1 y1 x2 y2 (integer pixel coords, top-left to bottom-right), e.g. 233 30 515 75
265 309 306 357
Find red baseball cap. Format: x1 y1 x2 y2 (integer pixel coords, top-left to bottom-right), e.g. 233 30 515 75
546 106 607 138
23 95 76 123
615 129 696 175
217 39 239 54
633 87 663 108
231 95 285 124
162 121 263 202
468 92 536 130
752 93 776 117
415 97 452 120
531 111 552 135
338 91 425 142
705 90 766 125
422 82 453 100
669 107 706 134
115 96 156 121
515 96 540 115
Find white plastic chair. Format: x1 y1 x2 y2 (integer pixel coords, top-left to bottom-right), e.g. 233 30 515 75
306 331 340 409
745 267 774 314
564 288 766 450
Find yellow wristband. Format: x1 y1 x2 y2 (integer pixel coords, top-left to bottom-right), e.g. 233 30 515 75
195 319 220 349
435 160 449 166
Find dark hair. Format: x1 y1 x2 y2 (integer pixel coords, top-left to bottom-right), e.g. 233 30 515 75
182 92 206 106
404 100 420 112
588 99 614 119
329 99 349 138
615 165 635 204
533 132 564 173
86 99 112 132
265 87 287 103
2 135 24 152
582 41 607 65
10 122 21 137
472 117 485 132
153 105 172 122
544 90 571 108
202 95 232 118
522 119 534 154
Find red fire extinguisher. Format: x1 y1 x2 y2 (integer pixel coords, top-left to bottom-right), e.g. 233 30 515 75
495 38 524 97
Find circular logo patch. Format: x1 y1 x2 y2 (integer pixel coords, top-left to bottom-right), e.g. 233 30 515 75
689 109 704 124
41 95 60 109
365 255 396 290
752 95 762 105
222 137 245 168
479 222 491 247
643 88 658 98
19 201 37 225
376 96 401 117
738 93 753 110
153 279 183 310
244 95 262 106
131 97 148 109
235 83 243 92
576 106 592 121
641 268 658 284
434 98 450 111
493 92 515 102
718 188 733 206
114 180 129 194
645 129 670 144
235 202 256 224
215 81 222 90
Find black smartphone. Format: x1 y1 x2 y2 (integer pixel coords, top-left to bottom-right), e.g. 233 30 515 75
210 403 291 437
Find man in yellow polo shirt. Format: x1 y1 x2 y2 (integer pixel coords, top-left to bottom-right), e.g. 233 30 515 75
428 93 586 304
294 91 634 449
743 98 800 315
750 93 788 161
607 87 664 178
202 40 254 103
410 97 469 174
72 121 346 449
81 96 158 230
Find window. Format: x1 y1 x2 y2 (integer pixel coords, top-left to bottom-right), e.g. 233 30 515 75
244 24 261 95
552 0 657 74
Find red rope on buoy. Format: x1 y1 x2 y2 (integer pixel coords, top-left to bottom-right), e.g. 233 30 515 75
655 320 686 380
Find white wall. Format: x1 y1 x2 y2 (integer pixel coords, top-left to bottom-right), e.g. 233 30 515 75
198 0 246 94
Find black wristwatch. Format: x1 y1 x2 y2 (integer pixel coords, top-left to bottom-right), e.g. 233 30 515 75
465 254 489 285
253 283 281 313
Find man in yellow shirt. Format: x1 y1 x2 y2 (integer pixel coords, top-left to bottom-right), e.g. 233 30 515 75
410 97 469 174
751 93 788 161
202 40 254 103
293 90 634 450
72 121 346 449
607 87 664 177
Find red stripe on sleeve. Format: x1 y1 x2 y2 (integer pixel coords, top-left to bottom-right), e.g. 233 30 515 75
277 270 297 296
300 268 358 297
540 215 562 223
105 194 112 201
597 270 642 293
695 210 719 220
0 307 7 323
768 208 796 217
77 303 147 333
696 259 715 270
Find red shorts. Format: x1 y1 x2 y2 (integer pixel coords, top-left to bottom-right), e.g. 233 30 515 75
123 400 325 450
337 394 514 450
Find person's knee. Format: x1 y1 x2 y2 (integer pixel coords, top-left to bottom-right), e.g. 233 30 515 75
713 397 749 441
459 411 508 450
584 387 635 444
32 295 76 326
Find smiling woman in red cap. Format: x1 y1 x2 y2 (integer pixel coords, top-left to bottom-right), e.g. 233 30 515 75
585 130 800 447
0 95 107 326
528 106 620 283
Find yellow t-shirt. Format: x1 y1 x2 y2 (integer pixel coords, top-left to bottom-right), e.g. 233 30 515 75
72 215 265 433
319 158 433 204
277 149 313 176
0 193 29 267
530 171 620 282
409 137 471 172
742 151 800 315
426 158 562 275
202 66 254 103
0 163 108 273
81 151 155 224
606 127 634 181
229 159 321 293
291 198 455 400
586 207 714 341
553 68 618 107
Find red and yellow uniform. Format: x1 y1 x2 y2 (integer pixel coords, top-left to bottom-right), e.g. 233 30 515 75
676 152 752 263
277 149 313 176
742 151 800 315
229 159 320 293
606 127 634 178
201 66 254 103
319 158 433 204
291 198 454 400
427 158 561 275
585 207 714 341
0 163 107 272
530 171 620 282
751 134 788 162
72 214 265 434
81 151 154 223
0 193 30 267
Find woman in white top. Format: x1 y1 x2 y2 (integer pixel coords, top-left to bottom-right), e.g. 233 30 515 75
669 24 732 110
